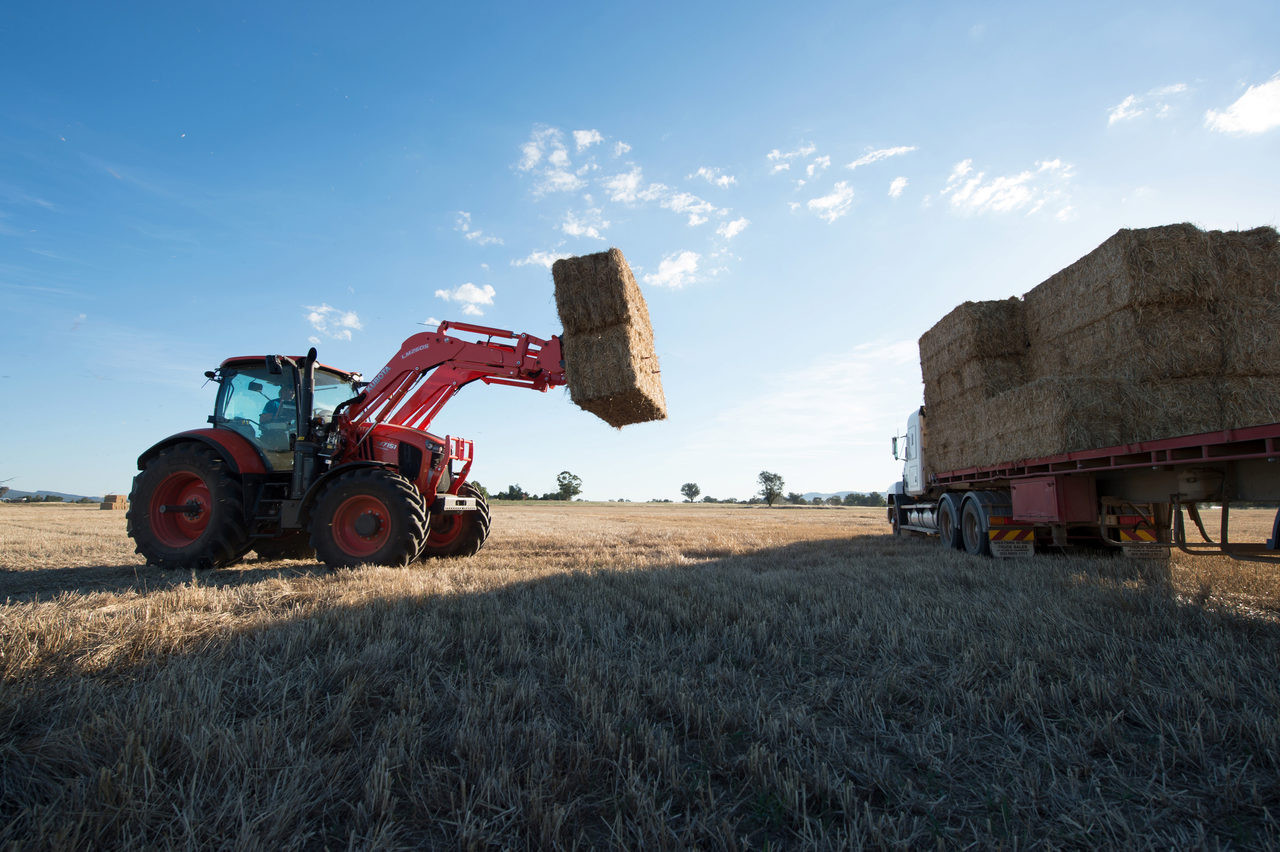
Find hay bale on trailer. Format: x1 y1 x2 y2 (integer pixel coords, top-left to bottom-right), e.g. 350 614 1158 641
920 223 1280 467
553 248 667 427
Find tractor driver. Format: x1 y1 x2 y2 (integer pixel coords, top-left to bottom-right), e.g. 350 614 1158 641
260 383 298 429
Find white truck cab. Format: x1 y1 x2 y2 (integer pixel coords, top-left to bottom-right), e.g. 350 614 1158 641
891 407 926 497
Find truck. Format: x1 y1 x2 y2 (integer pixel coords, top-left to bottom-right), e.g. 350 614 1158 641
887 408 1280 560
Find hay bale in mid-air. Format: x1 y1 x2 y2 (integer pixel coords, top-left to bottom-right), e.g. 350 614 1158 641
553 248 647 335
552 248 667 427
562 323 667 427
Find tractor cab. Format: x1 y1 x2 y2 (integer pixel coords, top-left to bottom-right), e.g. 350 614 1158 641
210 356 359 471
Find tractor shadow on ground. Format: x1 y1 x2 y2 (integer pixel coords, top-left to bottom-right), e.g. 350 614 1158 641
0 558 331 604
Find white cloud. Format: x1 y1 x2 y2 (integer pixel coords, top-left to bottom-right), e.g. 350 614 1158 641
806 155 831 178
846 146 917 170
767 143 817 174
643 251 701 288
1108 82 1189 125
692 166 737 188
602 166 666 203
423 317 441 327
455 211 503 246
717 217 750 240
940 157 1074 217
516 126 584 194
888 176 908 198
573 129 604 151
1205 74 1280 134
807 181 855 223
614 141 631 157
434 282 496 316
562 208 610 240
511 249 572 269
305 304 363 341
662 191 719 226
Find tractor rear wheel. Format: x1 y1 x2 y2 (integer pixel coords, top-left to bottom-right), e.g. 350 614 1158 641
253 532 315 562
419 483 491 559
127 443 251 569
310 468 427 568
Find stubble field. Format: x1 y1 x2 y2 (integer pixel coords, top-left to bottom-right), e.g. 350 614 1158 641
2 501 1279 848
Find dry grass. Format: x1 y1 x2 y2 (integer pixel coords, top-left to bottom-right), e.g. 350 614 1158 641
2 502 1279 848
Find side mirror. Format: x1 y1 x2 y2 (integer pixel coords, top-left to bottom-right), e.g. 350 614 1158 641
891 436 900 460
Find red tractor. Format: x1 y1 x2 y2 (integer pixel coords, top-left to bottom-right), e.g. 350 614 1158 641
127 322 565 569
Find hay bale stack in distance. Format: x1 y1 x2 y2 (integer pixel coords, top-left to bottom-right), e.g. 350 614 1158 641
552 248 667 427
100 494 128 510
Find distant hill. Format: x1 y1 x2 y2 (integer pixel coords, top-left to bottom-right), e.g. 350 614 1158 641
2 489 101 503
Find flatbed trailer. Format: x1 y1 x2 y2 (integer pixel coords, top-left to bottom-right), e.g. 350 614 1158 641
887 411 1280 560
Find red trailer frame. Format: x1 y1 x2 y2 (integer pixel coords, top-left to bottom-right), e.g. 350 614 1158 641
901 423 1280 559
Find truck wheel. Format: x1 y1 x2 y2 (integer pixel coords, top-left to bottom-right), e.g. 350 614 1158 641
310 468 427 568
127 443 251 569
961 498 993 556
253 532 315 561
938 494 964 550
419 483 492 559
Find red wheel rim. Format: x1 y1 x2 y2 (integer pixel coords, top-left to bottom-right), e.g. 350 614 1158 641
151 471 211 547
331 494 391 557
428 513 465 547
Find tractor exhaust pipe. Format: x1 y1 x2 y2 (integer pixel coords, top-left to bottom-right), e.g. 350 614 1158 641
290 348 320 501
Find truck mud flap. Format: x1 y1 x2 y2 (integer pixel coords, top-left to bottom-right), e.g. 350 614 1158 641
989 539 1035 558
1121 543 1170 561
988 524 1034 558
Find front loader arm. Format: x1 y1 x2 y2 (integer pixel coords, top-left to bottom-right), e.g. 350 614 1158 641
344 321 566 433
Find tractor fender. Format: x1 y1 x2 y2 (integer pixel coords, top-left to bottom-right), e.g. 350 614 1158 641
294 460 400 524
137 429 268 476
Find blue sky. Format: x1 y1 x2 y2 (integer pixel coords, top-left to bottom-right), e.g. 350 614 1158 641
3 1 1279 500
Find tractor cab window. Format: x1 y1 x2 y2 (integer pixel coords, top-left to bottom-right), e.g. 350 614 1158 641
313 368 358 424
215 368 297 470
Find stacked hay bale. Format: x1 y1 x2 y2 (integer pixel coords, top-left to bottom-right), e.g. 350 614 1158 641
918 298 1029 472
100 494 128 510
552 248 667 427
921 224 1280 469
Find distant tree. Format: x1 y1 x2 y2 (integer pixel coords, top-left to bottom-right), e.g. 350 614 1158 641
842 492 860 506
723 497 738 503
0 486 9 500
811 496 824 505
758 471 784 507
785 492 805 505
825 495 842 506
468 481 490 500
680 482 701 503
556 471 582 500
77 497 95 504
496 484 528 500
45 495 64 503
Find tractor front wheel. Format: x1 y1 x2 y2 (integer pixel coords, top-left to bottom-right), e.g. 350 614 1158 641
310 468 427 568
419 483 492 559
127 443 251 569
